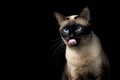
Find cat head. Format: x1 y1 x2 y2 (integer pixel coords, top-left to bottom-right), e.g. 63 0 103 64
54 7 92 47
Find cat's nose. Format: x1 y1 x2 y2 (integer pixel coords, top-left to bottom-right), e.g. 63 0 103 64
70 33 74 39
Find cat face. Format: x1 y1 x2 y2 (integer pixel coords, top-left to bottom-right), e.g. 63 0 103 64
54 7 92 46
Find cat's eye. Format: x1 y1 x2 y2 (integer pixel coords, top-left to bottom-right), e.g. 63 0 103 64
63 28 69 33
76 26 82 32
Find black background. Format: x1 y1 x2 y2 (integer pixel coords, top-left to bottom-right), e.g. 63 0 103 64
7 0 119 80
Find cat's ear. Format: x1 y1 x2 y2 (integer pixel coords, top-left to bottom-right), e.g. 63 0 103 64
54 12 66 23
79 7 90 22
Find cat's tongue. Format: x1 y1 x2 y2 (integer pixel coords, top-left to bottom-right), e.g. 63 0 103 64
68 39 77 46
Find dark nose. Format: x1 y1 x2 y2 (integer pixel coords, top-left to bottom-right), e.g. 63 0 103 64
70 33 74 39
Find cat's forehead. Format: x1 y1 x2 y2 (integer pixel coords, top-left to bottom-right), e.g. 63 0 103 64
66 15 78 20
59 15 89 29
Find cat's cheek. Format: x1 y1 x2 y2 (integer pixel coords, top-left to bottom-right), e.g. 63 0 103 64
68 39 77 46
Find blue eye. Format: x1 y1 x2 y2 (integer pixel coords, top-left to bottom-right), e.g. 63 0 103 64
63 28 69 33
76 26 82 31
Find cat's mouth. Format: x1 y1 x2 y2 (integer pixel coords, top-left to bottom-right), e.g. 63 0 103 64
68 39 77 46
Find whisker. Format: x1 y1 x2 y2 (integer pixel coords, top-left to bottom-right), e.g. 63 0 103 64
51 38 62 42
52 40 64 58
50 38 66 63
50 39 63 51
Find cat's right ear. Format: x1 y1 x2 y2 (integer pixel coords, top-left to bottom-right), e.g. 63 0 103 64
54 12 66 24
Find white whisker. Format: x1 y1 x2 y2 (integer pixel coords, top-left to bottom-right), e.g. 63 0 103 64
50 38 66 62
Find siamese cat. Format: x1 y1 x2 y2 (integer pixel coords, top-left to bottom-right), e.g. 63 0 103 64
54 7 110 80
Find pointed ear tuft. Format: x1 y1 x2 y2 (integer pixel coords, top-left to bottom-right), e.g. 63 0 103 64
79 7 90 22
54 12 66 23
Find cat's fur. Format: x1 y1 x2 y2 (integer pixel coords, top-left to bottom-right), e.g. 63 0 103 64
54 7 110 80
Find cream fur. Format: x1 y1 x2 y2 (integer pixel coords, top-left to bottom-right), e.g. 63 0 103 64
65 32 103 79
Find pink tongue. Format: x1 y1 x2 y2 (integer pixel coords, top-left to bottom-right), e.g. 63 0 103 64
68 39 77 46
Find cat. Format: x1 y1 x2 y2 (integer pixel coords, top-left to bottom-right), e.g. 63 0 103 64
54 7 110 80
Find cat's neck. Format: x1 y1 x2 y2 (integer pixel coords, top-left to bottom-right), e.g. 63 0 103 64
65 32 102 66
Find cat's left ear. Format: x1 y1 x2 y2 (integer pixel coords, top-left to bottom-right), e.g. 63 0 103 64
54 12 66 24
79 7 90 22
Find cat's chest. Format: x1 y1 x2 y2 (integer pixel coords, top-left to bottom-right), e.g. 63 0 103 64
65 46 102 78
66 48 92 66
65 46 102 67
